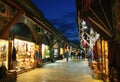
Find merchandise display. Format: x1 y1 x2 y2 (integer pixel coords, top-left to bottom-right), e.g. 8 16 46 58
14 39 35 71
0 39 8 69
42 44 50 59
102 40 109 81
92 39 109 81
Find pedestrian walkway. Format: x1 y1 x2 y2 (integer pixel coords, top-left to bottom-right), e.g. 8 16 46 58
17 59 103 82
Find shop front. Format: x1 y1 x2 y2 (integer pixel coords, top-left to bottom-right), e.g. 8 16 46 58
9 23 38 72
52 42 60 60
13 39 35 72
90 39 109 81
42 44 50 62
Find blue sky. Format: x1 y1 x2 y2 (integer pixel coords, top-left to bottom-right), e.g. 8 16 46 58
31 0 79 44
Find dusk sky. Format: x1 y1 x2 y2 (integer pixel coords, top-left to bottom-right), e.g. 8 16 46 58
31 0 79 44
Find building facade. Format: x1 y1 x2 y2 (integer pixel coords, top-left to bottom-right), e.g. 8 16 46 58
76 0 120 81
0 0 77 74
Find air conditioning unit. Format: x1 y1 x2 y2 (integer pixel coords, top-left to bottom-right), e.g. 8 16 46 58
0 1 9 17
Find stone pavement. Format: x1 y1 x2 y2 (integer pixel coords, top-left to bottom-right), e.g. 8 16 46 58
17 59 103 82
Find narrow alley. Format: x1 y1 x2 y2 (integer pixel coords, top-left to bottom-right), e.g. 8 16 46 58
17 59 103 82
0 0 120 82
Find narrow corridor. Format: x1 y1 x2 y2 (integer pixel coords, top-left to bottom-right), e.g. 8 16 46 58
17 59 103 82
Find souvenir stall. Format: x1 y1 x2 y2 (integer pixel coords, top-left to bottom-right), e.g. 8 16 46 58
90 39 109 80
95 40 108 81
42 44 50 59
0 39 9 69
90 39 102 79
13 39 35 72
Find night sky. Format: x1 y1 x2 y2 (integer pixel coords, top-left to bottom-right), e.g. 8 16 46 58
31 0 79 45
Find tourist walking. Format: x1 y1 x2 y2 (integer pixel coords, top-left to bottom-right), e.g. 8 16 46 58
64 51 69 63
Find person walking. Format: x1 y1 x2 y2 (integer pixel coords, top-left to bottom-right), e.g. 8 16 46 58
64 51 69 63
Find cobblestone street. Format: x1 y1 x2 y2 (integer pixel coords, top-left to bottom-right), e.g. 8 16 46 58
17 59 103 82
